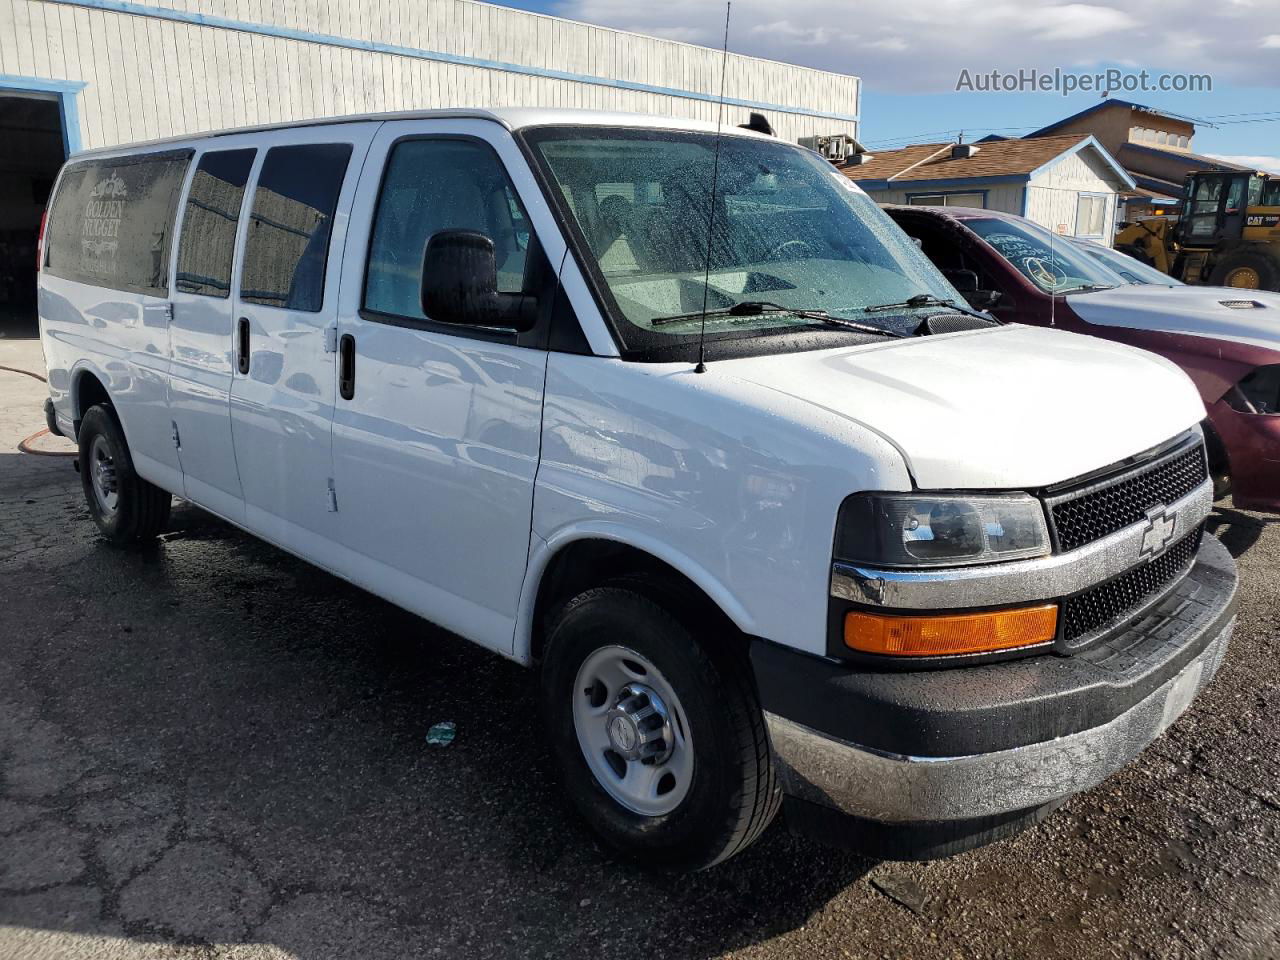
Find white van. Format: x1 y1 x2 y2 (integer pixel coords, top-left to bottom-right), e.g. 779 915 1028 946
38 109 1237 867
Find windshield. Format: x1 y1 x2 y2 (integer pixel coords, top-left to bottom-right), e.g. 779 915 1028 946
1072 240 1184 286
522 127 961 353
965 216 1123 295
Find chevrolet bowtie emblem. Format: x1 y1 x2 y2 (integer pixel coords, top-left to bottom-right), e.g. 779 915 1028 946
1138 504 1177 559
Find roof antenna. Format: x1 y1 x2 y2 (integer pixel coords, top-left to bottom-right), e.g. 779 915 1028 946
694 1 732 375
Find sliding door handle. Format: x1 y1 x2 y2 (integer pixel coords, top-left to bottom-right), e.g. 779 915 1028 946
236 317 250 375
338 333 355 400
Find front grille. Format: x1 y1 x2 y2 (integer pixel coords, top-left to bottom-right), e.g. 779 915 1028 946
1049 442 1207 552
1060 526 1203 643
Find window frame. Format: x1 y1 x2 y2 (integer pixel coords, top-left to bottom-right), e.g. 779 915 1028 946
1074 192 1109 239
356 133 557 349
238 141 354 314
173 147 258 300
905 190 987 209
43 147 193 298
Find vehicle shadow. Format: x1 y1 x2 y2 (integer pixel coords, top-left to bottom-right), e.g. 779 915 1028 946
1206 502 1279 558
0 497 876 959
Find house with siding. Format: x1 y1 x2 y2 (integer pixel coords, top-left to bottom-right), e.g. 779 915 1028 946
843 134 1135 245
1023 99 1251 220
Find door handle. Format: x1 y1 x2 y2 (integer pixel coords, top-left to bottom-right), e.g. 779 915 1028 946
237 317 251 375
339 333 355 400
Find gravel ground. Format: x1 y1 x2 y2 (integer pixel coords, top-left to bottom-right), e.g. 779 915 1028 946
1 337 1278 960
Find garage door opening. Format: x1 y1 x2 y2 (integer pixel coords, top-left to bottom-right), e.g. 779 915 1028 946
0 94 65 339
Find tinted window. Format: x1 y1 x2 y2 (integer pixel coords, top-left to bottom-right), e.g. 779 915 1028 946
44 152 190 295
240 143 351 311
967 217 1122 294
175 149 256 298
364 139 530 320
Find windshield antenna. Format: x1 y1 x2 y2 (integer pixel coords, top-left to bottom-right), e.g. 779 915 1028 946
1049 221 1057 326
695 1 732 374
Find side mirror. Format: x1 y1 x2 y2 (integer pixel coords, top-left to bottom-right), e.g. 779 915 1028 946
943 268 1001 311
943 268 980 293
964 289 1003 311
420 230 535 330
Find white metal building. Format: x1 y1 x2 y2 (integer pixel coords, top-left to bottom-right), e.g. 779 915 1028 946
0 0 861 334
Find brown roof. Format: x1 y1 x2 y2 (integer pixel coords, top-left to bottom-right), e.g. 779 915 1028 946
843 133 1094 184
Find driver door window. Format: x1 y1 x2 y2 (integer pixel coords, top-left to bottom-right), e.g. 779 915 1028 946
363 138 531 322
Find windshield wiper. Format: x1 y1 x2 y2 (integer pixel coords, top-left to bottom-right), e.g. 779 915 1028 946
862 293 955 314
651 300 905 337
1055 283 1118 295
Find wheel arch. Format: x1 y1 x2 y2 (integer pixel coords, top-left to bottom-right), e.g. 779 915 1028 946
517 527 757 665
70 362 113 429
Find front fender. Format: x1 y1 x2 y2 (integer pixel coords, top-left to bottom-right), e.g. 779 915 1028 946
512 522 760 664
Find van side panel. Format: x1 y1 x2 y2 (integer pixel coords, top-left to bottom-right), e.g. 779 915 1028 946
38 152 192 495
527 354 913 660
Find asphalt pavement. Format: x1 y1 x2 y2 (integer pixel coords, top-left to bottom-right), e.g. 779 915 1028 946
1 336 1278 960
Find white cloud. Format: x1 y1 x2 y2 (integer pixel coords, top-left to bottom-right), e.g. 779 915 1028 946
553 0 1280 93
1209 154 1280 174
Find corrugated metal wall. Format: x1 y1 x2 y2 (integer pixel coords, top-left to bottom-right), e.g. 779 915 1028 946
0 0 860 150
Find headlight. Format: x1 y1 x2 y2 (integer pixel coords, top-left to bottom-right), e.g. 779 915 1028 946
835 493 1050 567
1225 365 1280 415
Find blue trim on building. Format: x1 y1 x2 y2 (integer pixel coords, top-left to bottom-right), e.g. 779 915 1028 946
858 173 1028 192
1024 98 1204 138
46 0 860 124
1026 135 1136 190
0 73 86 154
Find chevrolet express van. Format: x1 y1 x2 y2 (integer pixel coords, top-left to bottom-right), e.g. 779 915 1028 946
38 110 1238 868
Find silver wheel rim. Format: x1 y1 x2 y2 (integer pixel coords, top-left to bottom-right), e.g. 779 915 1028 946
572 645 694 817
89 433 119 515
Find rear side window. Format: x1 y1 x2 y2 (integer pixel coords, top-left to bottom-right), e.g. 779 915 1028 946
175 149 256 298
44 151 190 296
240 143 352 312
363 138 531 321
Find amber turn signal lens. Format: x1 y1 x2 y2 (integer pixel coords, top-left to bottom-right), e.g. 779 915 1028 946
844 604 1058 657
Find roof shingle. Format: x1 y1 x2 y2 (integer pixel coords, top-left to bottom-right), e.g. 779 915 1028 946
844 133 1094 184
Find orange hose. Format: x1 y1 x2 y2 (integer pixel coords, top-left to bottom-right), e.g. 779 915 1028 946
19 427 76 457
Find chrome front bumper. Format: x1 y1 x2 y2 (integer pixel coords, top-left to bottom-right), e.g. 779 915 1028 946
766 531 1237 825
765 616 1231 823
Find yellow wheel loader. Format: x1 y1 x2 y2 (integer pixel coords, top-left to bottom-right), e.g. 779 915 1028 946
1115 170 1280 291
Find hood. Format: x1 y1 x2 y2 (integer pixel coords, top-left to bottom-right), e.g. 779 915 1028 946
720 324 1205 490
1068 284 1280 351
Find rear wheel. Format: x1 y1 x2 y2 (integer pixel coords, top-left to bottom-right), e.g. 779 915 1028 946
540 584 780 870
78 404 171 543
1209 250 1279 291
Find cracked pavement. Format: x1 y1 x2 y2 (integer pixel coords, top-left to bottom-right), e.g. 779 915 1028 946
1 337 1279 959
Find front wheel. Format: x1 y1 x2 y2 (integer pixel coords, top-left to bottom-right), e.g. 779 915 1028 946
78 404 172 543
1209 250 1280 291
540 585 780 870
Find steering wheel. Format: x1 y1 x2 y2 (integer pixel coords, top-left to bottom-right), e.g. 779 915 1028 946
1023 256 1068 291
768 239 817 261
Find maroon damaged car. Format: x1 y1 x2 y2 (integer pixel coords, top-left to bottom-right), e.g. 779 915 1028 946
886 205 1280 512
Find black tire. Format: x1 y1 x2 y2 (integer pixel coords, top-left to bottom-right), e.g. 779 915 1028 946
1208 249 1280 292
78 404 171 543
540 584 780 870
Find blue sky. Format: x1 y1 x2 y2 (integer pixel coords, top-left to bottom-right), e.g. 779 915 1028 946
484 0 1280 171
